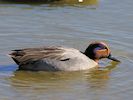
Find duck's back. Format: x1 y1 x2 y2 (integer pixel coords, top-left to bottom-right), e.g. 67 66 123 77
10 46 97 71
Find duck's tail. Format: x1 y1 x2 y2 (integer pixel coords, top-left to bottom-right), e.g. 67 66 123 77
9 49 24 65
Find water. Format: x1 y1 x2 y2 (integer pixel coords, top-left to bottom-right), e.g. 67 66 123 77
0 0 133 99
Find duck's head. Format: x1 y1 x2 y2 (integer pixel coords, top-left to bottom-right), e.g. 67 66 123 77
84 42 120 63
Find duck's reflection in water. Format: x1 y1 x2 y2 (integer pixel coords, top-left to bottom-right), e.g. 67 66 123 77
85 61 120 92
9 61 119 93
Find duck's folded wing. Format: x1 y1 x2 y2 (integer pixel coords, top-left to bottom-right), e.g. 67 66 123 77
9 46 66 65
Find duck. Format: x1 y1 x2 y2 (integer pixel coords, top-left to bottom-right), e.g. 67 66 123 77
9 42 120 71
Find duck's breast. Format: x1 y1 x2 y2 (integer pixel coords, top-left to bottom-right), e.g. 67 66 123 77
40 50 98 71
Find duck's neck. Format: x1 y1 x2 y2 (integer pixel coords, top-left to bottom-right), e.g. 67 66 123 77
93 59 99 63
81 51 98 63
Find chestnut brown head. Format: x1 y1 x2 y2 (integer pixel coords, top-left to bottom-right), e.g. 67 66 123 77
84 42 120 62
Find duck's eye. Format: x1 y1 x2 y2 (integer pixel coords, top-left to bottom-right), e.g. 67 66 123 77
104 46 108 49
98 44 107 49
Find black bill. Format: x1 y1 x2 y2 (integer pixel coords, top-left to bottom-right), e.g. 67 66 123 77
107 54 120 62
